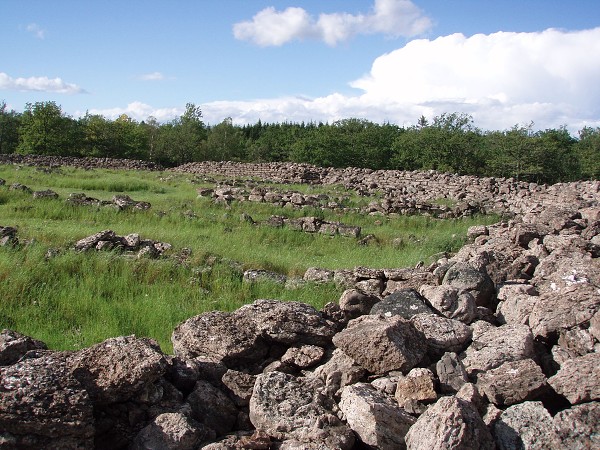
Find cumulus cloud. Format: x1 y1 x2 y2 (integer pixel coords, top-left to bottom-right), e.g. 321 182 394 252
86 101 183 123
83 28 600 133
26 23 45 39
233 0 431 46
138 72 166 81
0 72 85 94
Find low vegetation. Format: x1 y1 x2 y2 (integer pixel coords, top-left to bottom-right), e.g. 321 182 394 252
0 164 499 352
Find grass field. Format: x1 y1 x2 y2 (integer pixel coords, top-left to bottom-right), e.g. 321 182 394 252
0 164 499 352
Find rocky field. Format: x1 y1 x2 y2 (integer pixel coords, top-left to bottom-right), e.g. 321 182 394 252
0 156 599 449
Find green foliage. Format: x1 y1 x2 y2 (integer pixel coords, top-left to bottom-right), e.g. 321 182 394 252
0 101 21 154
575 126 600 180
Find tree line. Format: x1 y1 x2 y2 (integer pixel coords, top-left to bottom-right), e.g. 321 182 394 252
1 100 598 183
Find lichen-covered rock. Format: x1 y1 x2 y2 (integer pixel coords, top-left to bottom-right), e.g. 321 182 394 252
460 323 535 376
405 396 495 450
332 315 426 375
477 359 548 406
553 402 600 449
411 313 473 356
370 289 436 319
420 285 478 324
340 382 415 449
0 352 95 449
548 353 600 404
69 335 167 405
0 329 47 366
493 401 560 450
249 371 354 449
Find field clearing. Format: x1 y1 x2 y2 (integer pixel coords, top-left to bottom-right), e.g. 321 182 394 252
0 164 499 352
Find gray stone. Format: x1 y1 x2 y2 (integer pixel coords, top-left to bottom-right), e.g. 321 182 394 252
340 382 415 449
405 396 495 450
332 315 426 375
553 402 600 450
131 412 209 450
420 285 478 324
477 359 548 406
548 353 600 404
442 262 495 308
436 352 469 393
411 313 473 356
303 267 334 284
493 401 560 450
370 289 436 319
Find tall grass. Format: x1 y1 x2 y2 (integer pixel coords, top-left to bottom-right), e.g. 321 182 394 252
0 164 499 352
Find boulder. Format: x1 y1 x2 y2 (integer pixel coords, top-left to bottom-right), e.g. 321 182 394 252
419 285 478 324
411 313 473 356
548 353 600 404
460 323 535 376
405 396 495 450
0 352 95 449
303 267 335 284
370 289 436 319
69 335 167 404
553 402 600 449
436 352 469 394
338 289 380 318
340 382 415 449
131 412 210 450
310 348 367 397
249 371 354 448
0 329 47 366
332 315 426 375
477 359 548 406
493 401 560 450
442 262 496 308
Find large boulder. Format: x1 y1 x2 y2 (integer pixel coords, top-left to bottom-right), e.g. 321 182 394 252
340 382 415 449
69 335 167 404
249 371 354 449
332 315 426 375
548 353 600 405
441 262 496 308
405 396 495 450
493 401 560 450
0 352 95 449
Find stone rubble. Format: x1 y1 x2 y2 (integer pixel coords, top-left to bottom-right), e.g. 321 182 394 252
0 160 599 448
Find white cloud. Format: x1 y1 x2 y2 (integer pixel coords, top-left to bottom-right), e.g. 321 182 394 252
86 101 183 123
0 72 85 94
138 72 166 81
81 28 600 133
233 0 431 46
26 23 45 39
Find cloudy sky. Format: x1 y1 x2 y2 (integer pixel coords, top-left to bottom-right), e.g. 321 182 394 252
2 0 600 133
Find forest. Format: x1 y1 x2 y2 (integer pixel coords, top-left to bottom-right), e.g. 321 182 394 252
1 100 598 184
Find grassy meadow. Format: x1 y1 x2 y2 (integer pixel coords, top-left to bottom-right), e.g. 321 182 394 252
0 164 499 352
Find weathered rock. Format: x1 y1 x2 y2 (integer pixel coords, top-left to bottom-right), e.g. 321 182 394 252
436 352 469 394
548 353 600 404
243 269 287 284
32 189 59 199
442 262 496 308
411 313 473 356
249 371 354 448
495 283 539 326
460 323 535 376
74 229 116 251
221 369 257 406
310 348 366 397
0 352 95 449
131 412 209 450
558 326 596 357
553 402 600 449
420 285 478 324
370 289 436 319
186 380 238 436
303 267 335 284
69 335 167 405
332 315 426 375
0 329 47 366
338 289 380 318
395 368 437 407
493 401 560 450
477 359 548 406
405 396 495 450
280 345 325 369
171 311 268 367
340 382 416 449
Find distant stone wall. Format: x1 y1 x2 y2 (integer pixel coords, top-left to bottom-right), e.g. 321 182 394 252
0 154 162 171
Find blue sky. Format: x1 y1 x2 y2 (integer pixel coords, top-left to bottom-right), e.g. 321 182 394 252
2 0 600 132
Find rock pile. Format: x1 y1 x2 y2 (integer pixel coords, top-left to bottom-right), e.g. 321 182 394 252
74 230 172 258
67 193 151 210
2 190 599 448
0 154 162 171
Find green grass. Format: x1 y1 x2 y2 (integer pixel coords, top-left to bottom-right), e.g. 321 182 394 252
0 164 499 352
